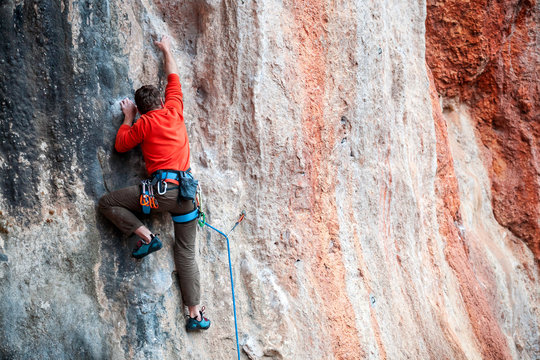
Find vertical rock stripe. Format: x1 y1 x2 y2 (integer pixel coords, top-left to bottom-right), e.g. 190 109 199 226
292 1 363 358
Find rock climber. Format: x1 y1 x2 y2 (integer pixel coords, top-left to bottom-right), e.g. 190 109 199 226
98 35 210 331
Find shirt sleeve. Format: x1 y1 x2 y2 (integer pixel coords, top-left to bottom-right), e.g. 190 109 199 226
164 73 184 114
115 122 145 152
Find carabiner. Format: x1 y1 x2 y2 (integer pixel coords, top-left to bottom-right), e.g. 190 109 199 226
150 196 159 209
197 211 206 228
157 180 167 195
237 210 246 223
140 194 150 206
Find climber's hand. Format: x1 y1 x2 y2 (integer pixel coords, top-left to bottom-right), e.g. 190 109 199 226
155 35 171 53
120 98 137 124
154 35 177 76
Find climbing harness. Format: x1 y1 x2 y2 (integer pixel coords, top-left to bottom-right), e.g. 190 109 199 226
170 174 201 224
171 208 199 223
140 168 197 214
151 168 198 200
198 209 246 360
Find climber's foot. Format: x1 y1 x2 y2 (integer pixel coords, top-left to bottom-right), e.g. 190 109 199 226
132 234 162 259
186 306 211 331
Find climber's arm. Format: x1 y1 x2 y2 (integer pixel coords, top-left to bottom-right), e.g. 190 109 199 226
155 35 183 113
120 98 137 126
115 98 144 152
155 35 178 76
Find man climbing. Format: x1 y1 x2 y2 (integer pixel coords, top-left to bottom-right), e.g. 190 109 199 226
98 35 210 331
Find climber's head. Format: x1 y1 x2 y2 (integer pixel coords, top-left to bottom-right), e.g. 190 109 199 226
135 85 162 114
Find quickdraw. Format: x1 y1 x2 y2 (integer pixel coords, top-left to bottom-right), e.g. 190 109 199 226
196 188 205 227
148 182 158 209
140 180 159 214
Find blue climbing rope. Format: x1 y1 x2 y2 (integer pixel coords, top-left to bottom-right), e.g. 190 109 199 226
200 211 245 360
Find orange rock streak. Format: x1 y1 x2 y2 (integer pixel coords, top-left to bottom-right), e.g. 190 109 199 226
292 1 363 359
428 67 512 360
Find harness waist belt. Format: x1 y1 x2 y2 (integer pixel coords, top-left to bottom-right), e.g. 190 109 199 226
151 168 193 183
151 169 192 193
171 208 199 223
164 179 180 185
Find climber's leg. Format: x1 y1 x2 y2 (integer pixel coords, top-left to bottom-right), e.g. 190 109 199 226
98 185 145 237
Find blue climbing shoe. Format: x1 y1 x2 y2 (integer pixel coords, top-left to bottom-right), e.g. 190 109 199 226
186 306 211 331
132 234 162 259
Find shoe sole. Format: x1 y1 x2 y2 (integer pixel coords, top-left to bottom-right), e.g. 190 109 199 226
185 323 211 332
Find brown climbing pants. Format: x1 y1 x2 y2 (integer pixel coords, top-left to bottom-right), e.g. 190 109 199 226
98 185 200 306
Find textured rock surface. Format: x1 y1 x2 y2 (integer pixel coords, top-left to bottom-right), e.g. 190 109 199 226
0 1 538 359
426 0 540 259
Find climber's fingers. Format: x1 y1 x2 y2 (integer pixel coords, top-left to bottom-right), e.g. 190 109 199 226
120 98 133 108
120 98 137 117
154 35 171 52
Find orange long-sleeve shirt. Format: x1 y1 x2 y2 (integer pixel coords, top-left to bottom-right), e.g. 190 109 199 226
115 74 190 175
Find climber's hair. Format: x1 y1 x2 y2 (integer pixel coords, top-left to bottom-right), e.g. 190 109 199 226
135 85 161 114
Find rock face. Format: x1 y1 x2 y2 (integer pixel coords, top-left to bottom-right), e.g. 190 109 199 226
0 1 538 360
426 0 540 259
